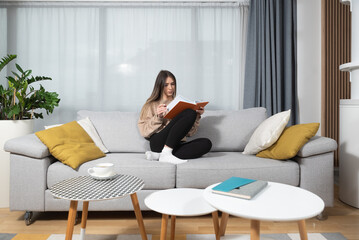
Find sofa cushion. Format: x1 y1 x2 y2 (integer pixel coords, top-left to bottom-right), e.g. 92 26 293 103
243 109 291 155
36 121 105 169
45 117 109 153
189 108 267 152
256 123 320 160
176 152 299 188
47 153 176 190
77 117 109 153
77 110 149 153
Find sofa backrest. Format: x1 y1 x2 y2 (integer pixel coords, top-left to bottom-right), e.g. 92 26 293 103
78 107 267 153
189 108 267 152
77 110 149 153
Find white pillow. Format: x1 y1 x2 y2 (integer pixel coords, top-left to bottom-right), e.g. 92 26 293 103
44 117 109 153
242 109 291 155
44 124 62 129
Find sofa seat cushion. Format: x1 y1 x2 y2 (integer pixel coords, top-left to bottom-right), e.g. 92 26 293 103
47 153 176 190
176 152 299 188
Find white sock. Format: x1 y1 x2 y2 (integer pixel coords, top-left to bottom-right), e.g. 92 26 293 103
159 146 188 165
145 151 160 160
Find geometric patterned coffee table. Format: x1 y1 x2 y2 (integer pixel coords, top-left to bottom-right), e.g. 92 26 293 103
50 174 147 240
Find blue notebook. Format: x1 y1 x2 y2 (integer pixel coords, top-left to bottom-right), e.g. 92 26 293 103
213 180 268 200
212 177 256 192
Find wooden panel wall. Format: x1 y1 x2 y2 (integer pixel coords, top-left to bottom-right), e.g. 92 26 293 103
321 0 351 166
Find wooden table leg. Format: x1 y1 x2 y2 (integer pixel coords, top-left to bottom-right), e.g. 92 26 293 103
220 212 229 236
170 215 176 240
80 201 89 240
250 220 260 240
298 220 308 240
211 211 220 240
161 214 169 240
130 193 148 240
65 200 78 240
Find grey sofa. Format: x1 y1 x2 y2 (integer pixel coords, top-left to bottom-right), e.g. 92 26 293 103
5 108 337 223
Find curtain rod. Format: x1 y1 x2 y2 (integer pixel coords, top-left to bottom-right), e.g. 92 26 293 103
0 0 246 1
0 0 250 7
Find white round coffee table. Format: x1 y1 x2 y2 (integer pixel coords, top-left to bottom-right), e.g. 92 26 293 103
145 188 220 240
204 182 324 240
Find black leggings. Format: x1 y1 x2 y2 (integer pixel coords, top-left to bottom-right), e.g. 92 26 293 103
149 109 212 159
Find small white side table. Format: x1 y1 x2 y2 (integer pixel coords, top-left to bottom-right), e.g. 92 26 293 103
204 182 324 240
145 188 220 240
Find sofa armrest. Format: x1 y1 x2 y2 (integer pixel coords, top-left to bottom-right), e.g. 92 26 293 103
10 154 54 211
296 136 337 158
294 152 334 207
4 133 50 159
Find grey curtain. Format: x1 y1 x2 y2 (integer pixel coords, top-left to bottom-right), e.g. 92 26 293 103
243 0 297 125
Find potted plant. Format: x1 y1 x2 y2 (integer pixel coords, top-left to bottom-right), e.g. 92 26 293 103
0 54 60 120
0 54 60 208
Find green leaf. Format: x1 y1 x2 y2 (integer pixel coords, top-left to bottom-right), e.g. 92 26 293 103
24 69 32 79
7 76 21 90
21 80 28 96
15 64 24 74
7 104 20 119
33 112 43 119
11 71 21 80
27 76 52 85
7 78 15 89
0 54 16 72
7 76 15 83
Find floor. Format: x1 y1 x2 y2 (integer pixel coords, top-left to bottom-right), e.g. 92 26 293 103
0 184 358 240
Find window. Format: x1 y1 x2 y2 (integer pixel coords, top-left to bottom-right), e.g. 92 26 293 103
0 1 249 130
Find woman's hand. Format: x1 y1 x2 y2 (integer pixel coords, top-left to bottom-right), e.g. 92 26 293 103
157 104 167 117
196 107 204 115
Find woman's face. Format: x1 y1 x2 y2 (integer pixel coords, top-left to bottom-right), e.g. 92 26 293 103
162 77 176 99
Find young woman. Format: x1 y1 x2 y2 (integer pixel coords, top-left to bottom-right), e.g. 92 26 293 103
138 70 212 164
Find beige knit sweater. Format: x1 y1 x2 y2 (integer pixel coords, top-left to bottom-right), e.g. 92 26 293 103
137 100 200 139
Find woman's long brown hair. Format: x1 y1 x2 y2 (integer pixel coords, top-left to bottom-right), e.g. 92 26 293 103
140 70 177 119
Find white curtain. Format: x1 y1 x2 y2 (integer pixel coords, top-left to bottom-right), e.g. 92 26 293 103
0 1 249 131
0 8 7 81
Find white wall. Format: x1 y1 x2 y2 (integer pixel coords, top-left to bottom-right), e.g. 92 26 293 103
297 0 322 134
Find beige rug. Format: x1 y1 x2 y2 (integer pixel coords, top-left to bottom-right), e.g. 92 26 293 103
0 233 347 240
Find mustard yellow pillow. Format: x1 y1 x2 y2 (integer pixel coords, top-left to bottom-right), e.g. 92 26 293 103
256 123 320 160
35 121 105 169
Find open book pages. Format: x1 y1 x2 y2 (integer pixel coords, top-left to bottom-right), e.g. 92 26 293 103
164 95 209 119
166 95 197 111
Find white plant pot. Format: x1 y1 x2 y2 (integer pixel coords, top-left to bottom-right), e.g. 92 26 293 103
0 119 34 208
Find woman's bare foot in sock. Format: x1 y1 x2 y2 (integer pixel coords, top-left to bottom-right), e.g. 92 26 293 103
145 151 160 160
159 152 187 164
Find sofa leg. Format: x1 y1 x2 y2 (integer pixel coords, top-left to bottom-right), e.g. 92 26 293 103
75 212 80 225
24 211 34 226
316 211 328 221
